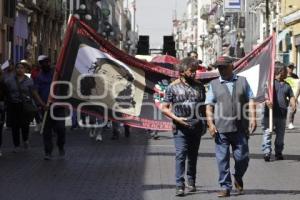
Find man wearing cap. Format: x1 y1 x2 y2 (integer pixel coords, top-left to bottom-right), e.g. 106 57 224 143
205 56 256 197
35 55 66 160
20 59 32 77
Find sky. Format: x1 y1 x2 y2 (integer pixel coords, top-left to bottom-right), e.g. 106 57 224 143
136 0 188 49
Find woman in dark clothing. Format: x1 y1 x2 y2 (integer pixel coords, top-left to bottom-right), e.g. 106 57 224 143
0 69 5 156
3 63 45 152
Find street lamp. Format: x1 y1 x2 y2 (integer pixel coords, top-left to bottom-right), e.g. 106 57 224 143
102 21 114 40
214 16 231 54
74 4 92 21
73 3 97 33
73 1 114 41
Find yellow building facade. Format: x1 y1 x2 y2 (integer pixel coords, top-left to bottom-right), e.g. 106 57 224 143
281 0 300 75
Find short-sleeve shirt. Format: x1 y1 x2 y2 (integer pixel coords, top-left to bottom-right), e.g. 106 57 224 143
34 70 53 103
164 79 206 120
205 74 254 105
3 75 35 103
265 80 294 118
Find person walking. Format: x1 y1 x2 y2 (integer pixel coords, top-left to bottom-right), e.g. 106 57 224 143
161 57 206 196
285 63 299 129
3 62 45 152
0 68 5 156
35 55 66 160
262 62 296 161
205 56 256 197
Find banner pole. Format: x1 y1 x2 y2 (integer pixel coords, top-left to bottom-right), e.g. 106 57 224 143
269 108 273 133
40 110 48 135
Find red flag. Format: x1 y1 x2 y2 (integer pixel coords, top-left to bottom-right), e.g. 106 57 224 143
197 34 276 103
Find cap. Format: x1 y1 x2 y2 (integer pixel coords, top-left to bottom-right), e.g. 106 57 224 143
38 55 49 62
214 56 235 67
1 60 9 71
20 59 30 66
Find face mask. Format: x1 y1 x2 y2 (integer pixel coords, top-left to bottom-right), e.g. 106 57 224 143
184 74 194 84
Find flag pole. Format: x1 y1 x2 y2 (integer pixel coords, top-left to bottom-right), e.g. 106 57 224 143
269 108 273 133
269 33 276 134
40 110 48 135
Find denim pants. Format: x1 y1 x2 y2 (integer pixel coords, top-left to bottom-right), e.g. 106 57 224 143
173 127 201 187
215 131 249 190
261 117 286 155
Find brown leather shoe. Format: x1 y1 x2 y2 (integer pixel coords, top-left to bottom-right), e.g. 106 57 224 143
234 177 244 194
217 190 230 197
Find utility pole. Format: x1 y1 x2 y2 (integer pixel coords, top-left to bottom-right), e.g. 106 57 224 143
266 0 270 37
275 0 280 60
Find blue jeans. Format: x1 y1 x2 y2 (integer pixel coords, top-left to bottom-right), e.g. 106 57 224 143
173 127 201 187
261 117 286 155
215 131 249 190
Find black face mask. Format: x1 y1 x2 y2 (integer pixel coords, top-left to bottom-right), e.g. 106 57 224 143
184 75 195 85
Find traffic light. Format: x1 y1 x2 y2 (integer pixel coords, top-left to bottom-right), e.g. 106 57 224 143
163 36 176 57
137 35 150 55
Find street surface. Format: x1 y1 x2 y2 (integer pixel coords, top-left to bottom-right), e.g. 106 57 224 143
1 112 300 200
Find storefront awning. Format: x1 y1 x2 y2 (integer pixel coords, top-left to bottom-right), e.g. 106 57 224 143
282 10 300 25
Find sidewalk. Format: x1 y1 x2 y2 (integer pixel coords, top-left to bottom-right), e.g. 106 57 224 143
0 113 300 200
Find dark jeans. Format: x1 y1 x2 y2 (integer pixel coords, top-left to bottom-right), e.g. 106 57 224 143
8 103 30 147
43 108 66 155
71 111 78 128
0 123 3 148
262 117 286 155
173 127 201 187
0 106 4 147
215 131 249 190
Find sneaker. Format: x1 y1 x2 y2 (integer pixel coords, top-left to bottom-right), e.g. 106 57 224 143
288 123 294 130
152 133 160 140
234 176 244 194
275 153 284 160
175 186 185 196
89 129 96 138
186 181 196 192
44 153 52 160
96 133 103 142
264 154 271 162
217 189 230 197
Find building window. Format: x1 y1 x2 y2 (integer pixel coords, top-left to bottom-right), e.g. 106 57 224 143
4 0 16 18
